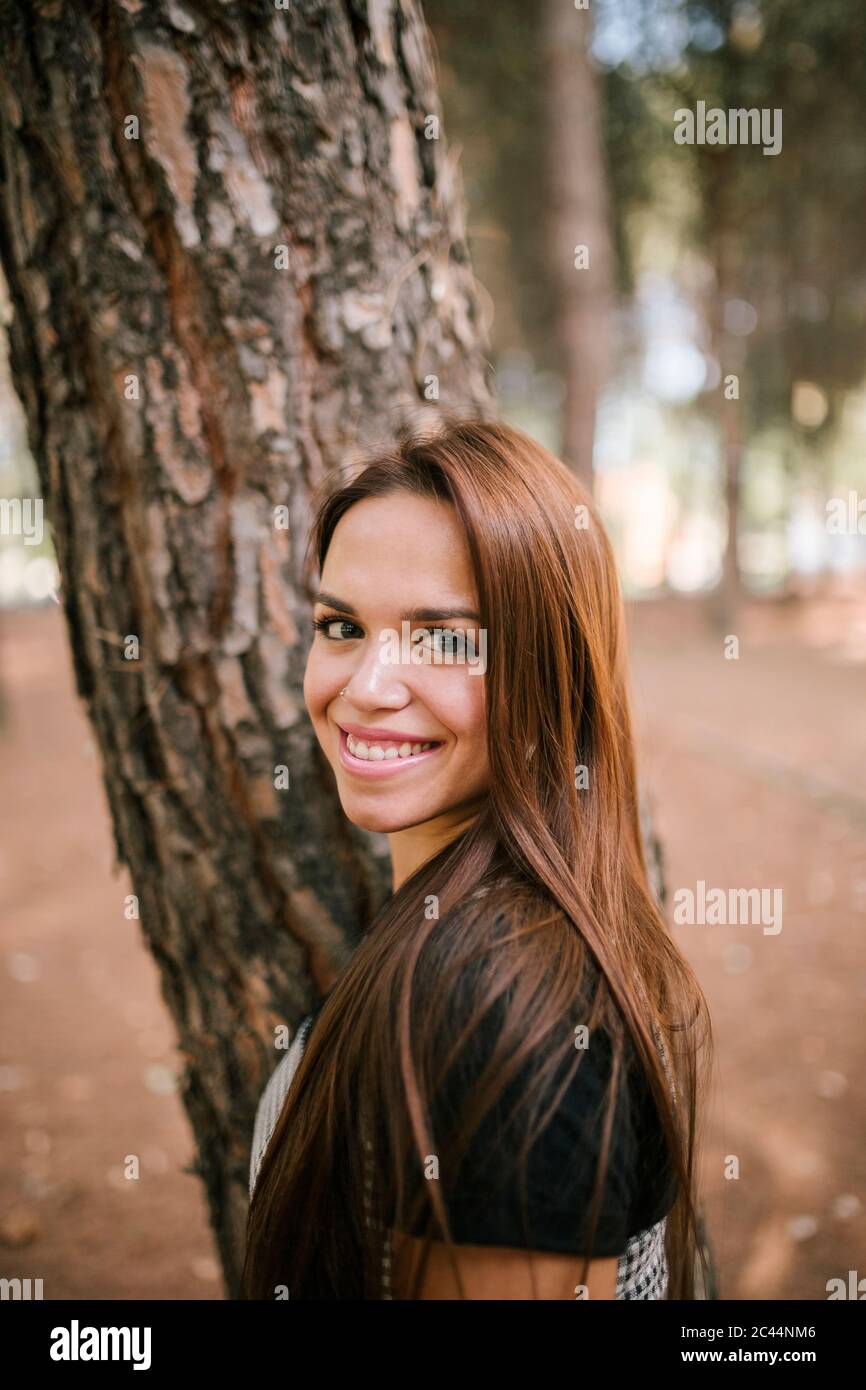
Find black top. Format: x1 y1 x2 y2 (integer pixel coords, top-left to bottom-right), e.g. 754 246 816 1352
304 977 678 1259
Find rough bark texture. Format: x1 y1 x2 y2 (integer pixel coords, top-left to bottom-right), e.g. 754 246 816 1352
0 0 493 1294
0 0 666 1298
542 0 614 488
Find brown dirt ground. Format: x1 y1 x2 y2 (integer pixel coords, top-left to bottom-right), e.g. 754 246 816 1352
1 591 864 1299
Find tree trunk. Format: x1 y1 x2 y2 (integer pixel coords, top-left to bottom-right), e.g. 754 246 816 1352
0 0 492 1295
704 153 744 633
541 0 614 489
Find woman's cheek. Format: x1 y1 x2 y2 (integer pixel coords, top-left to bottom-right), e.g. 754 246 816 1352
302 652 328 726
419 670 486 747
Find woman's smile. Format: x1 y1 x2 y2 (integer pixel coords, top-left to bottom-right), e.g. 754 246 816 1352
336 724 446 777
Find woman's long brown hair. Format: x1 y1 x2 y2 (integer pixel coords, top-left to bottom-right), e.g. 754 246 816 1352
242 414 713 1300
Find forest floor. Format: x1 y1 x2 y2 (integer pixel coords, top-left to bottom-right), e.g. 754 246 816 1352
1 587 864 1300
626 585 866 1301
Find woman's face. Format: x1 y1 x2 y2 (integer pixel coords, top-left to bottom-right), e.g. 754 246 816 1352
303 491 490 838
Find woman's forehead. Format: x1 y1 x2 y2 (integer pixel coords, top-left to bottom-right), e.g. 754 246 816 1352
323 495 477 599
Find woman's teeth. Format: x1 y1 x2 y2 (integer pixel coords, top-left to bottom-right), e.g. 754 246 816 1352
346 733 438 760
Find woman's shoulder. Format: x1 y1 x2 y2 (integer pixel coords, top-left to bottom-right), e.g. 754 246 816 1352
414 892 679 1248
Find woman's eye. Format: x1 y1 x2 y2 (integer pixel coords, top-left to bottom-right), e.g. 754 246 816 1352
414 627 476 659
312 617 476 657
312 616 362 640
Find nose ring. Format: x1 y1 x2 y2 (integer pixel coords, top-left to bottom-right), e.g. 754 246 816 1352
340 687 348 698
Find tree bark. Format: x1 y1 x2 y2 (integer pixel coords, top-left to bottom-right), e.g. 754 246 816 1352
0 0 492 1294
541 0 614 489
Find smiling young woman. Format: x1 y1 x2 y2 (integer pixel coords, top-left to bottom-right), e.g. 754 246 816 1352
242 415 713 1301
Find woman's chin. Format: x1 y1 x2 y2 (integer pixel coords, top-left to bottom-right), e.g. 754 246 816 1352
338 793 437 836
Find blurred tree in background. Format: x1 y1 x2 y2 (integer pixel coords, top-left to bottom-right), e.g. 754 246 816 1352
653 0 866 618
426 0 866 608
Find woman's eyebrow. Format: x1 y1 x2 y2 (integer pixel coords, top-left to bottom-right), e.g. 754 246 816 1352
314 590 480 622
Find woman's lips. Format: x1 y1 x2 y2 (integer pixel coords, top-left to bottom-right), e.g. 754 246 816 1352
337 726 445 779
